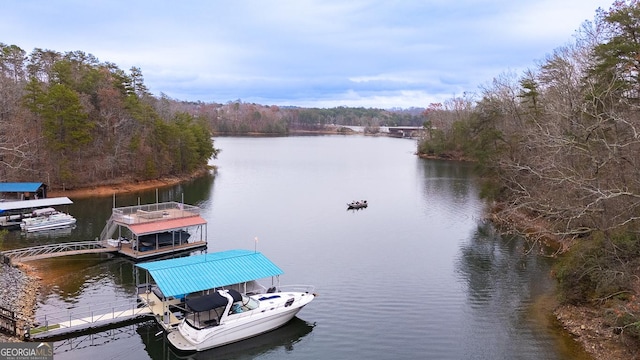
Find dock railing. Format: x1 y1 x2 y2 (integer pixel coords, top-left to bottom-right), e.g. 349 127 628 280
0 240 115 264
29 298 152 338
111 202 200 225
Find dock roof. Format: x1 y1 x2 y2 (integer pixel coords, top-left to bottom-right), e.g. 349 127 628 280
0 182 43 192
136 249 284 297
128 216 207 236
0 197 73 213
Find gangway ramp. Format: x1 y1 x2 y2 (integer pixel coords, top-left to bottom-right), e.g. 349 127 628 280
29 299 153 340
0 240 117 264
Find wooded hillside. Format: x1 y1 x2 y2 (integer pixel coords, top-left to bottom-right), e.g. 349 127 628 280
0 46 218 190
418 1 640 340
0 45 426 190
166 100 425 135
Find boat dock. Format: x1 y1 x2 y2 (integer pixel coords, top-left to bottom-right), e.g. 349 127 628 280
0 200 212 339
28 299 153 340
0 240 207 265
0 201 208 265
0 197 74 228
18 249 295 341
1 241 116 264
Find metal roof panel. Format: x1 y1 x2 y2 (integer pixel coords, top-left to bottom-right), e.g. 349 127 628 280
137 250 284 297
128 216 207 235
0 182 43 192
0 197 73 212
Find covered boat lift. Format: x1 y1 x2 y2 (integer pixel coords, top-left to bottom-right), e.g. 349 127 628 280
0 197 73 228
0 182 47 200
135 249 284 329
100 201 208 260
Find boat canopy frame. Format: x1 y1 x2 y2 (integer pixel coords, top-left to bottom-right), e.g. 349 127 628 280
186 289 242 312
136 249 284 298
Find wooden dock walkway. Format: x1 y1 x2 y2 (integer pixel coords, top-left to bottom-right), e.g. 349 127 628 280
0 241 117 264
29 300 154 340
0 201 211 339
0 240 207 265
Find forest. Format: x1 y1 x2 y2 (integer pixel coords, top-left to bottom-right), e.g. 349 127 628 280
3 0 639 351
161 100 425 135
0 45 425 190
417 1 640 341
0 47 217 190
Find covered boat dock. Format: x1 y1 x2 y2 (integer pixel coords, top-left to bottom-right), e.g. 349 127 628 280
0 182 47 200
136 250 284 329
101 201 208 260
0 196 73 228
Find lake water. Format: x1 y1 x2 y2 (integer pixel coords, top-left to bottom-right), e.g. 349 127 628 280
2 135 591 359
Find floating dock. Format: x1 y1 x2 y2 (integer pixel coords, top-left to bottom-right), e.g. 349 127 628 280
100 201 208 260
0 201 208 265
0 201 211 339
0 197 73 228
28 300 153 340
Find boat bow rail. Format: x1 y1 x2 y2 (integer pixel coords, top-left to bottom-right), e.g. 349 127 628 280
274 285 316 294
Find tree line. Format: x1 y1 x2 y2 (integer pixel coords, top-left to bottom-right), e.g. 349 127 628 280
166 100 425 135
418 1 640 340
0 46 218 190
0 43 427 190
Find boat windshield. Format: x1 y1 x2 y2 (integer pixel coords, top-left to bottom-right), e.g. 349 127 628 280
242 294 259 311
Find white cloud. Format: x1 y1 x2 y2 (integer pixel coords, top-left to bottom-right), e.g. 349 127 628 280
2 0 616 108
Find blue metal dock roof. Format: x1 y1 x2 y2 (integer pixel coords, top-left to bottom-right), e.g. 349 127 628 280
0 182 43 192
136 249 284 298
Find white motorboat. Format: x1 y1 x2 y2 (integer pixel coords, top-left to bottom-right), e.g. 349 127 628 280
20 211 77 232
135 249 316 352
167 287 315 351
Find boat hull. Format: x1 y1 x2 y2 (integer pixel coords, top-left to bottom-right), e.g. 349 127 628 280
167 292 314 352
20 214 76 232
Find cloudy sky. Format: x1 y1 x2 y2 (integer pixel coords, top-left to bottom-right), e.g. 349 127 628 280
3 0 614 109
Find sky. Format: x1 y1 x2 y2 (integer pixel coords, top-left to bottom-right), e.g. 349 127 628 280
3 0 615 109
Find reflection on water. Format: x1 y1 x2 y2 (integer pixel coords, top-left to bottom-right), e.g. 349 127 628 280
137 317 315 360
23 226 76 239
0 136 590 359
47 317 321 360
456 222 593 360
51 320 145 358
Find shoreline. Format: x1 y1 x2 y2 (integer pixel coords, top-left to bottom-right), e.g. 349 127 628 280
489 205 640 360
0 171 210 342
0 262 39 342
3 159 637 357
48 169 212 199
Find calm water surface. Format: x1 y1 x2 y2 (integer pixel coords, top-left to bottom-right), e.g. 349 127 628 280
3 136 589 359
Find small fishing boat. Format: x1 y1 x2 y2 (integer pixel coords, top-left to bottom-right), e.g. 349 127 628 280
347 200 368 209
